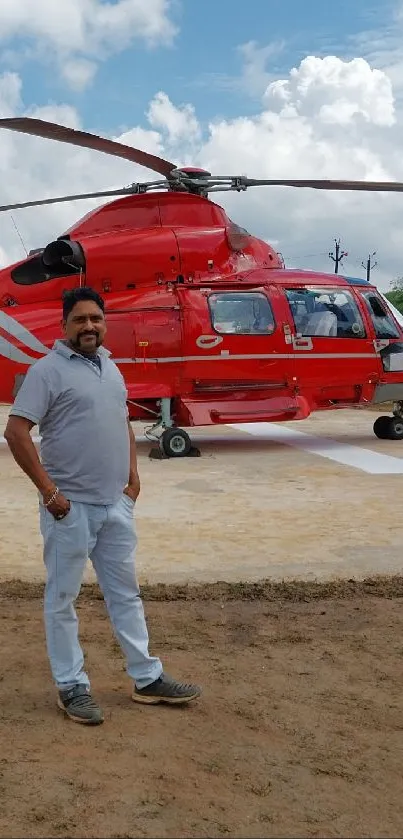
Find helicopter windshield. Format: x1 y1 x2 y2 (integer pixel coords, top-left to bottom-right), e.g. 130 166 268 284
359 291 400 339
209 292 275 335
285 287 366 338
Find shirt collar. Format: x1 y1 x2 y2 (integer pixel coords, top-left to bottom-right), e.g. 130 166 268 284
52 339 111 359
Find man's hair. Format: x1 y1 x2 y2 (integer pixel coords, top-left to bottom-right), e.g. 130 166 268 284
62 286 105 321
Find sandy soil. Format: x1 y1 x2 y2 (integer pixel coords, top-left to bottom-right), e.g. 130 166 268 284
1 581 403 839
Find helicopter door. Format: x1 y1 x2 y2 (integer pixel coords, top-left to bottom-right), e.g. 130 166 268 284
105 306 182 398
358 289 403 380
282 286 379 406
177 286 299 424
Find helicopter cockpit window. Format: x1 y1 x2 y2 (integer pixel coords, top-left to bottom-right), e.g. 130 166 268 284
285 287 366 338
208 292 275 335
360 291 400 339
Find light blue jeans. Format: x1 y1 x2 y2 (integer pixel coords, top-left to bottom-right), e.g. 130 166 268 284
39 493 163 691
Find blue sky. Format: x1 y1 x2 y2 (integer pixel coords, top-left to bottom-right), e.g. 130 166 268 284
1 0 395 134
0 0 402 287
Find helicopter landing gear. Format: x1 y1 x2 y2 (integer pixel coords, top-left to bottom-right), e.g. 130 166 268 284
373 401 403 440
145 398 199 459
160 427 192 458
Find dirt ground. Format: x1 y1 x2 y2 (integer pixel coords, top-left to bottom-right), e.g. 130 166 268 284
2 406 403 837
1 579 403 839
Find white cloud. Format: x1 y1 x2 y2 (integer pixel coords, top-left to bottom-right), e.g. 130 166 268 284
1 54 403 290
264 56 395 127
61 59 98 92
147 92 201 152
0 0 177 89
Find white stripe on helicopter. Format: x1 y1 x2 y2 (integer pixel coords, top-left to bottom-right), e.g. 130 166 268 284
113 353 377 362
0 312 378 365
0 310 49 364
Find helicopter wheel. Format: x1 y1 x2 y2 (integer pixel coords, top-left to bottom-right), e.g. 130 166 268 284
373 415 403 440
373 416 393 439
160 427 192 458
387 416 403 440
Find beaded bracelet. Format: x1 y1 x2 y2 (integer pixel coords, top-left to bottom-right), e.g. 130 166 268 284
44 487 59 507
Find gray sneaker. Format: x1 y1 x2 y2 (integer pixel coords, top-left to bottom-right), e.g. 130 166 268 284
57 684 104 725
132 673 201 705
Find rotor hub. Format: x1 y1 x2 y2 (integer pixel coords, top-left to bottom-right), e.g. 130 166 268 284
168 167 212 196
170 167 212 179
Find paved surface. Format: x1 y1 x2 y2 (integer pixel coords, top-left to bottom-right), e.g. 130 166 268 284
0 405 402 584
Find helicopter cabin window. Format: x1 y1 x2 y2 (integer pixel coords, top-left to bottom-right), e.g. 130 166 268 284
378 342 403 372
285 287 366 338
208 292 275 335
360 291 400 339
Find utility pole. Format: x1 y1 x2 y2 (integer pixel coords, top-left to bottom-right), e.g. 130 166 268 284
361 251 377 282
329 238 348 274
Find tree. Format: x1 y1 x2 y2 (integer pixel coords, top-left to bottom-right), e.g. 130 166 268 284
384 278 403 314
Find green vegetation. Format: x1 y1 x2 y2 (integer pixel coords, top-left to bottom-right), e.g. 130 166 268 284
385 278 403 314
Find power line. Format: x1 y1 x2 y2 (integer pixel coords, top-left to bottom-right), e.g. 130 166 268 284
282 245 380 281
282 252 328 261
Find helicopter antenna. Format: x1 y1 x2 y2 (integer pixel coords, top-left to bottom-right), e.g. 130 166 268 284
10 213 28 257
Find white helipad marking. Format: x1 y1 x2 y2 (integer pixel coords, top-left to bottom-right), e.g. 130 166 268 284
229 422 403 475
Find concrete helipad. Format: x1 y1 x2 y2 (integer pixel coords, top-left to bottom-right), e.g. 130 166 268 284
0 405 403 584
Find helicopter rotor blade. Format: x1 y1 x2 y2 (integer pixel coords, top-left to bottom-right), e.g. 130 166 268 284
239 178 403 193
0 117 177 177
4 172 403 214
0 183 167 213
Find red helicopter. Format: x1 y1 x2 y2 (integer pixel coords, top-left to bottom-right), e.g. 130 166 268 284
1 116 403 457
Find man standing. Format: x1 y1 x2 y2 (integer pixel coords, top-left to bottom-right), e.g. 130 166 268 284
5 286 201 725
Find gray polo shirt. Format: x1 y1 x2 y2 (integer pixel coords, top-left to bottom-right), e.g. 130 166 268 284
9 339 130 505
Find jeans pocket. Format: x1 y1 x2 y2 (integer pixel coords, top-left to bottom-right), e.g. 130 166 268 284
54 503 74 524
122 493 135 511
